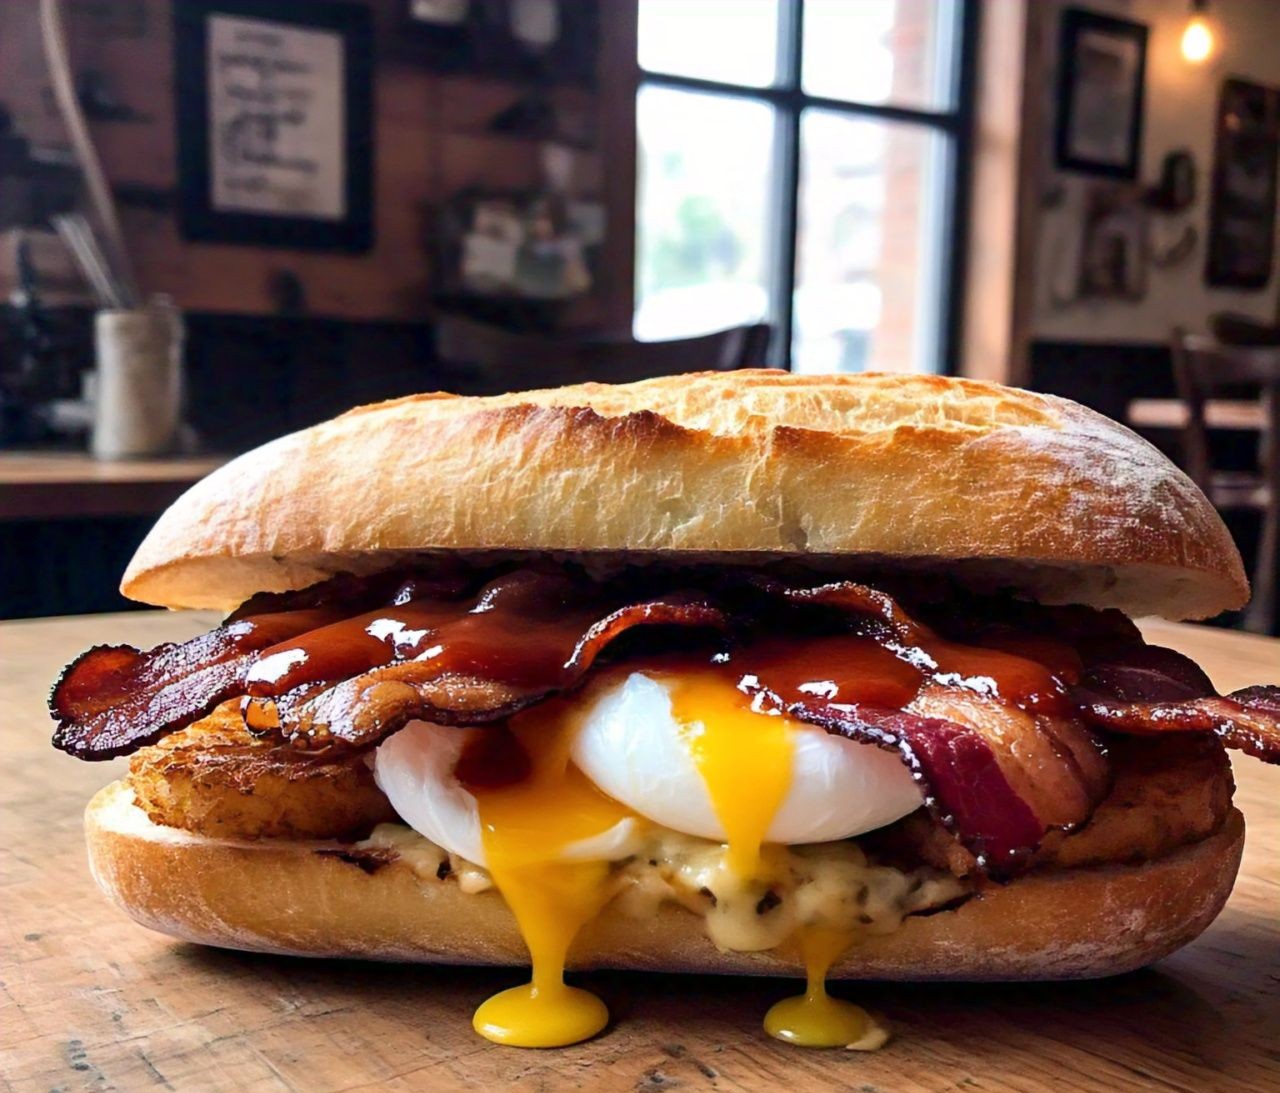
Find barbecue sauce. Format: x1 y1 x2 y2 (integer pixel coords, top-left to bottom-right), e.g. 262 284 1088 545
61 566 1086 1050
244 579 606 696
236 573 1069 1053
240 573 1067 720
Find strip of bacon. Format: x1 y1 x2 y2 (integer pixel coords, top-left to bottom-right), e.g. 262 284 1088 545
257 594 732 749
48 566 1280 879
779 701 1046 876
1074 644 1216 704
1081 686 1280 764
50 608 354 759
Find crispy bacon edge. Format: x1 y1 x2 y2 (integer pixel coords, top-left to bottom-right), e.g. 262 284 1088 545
256 597 733 749
1071 643 1280 762
48 568 1280 879
1081 687 1280 764
48 613 341 761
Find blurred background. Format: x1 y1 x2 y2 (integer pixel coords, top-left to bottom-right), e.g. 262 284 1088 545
0 0 1276 632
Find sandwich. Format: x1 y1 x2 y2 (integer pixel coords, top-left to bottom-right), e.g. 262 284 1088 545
51 371 1280 1050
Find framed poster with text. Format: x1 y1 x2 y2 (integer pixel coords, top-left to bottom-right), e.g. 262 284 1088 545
174 0 373 251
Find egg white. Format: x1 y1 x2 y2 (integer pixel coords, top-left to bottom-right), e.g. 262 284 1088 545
373 719 643 869
570 672 924 844
374 672 924 866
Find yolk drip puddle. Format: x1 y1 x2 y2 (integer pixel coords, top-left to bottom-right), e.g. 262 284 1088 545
467 700 634 1048
763 927 889 1050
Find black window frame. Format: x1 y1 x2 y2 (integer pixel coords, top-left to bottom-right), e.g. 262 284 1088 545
636 0 979 373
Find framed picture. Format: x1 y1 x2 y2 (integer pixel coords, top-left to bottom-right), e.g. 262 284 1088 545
1078 186 1148 300
174 0 373 252
1206 79 1280 289
1054 8 1148 180
435 186 603 302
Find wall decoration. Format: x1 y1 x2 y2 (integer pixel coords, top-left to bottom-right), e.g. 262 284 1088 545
436 186 603 303
1206 78 1279 289
1078 186 1148 300
1145 149 1196 213
174 0 373 252
1054 8 1148 180
395 0 598 86
1143 150 1199 270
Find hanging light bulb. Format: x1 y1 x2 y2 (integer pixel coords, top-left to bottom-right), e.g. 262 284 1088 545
1181 0 1215 64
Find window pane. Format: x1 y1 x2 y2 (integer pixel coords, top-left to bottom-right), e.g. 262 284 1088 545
634 87 775 341
802 0 957 110
793 111 948 374
638 0 779 89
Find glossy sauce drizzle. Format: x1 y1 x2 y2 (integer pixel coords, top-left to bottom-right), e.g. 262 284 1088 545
720 632 1069 716
240 572 1070 725
245 593 594 696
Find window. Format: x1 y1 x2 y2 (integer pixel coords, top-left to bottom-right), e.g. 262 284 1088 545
635 0 974 374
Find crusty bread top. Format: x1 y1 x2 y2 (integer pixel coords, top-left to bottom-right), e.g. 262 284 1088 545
122 371 1246 618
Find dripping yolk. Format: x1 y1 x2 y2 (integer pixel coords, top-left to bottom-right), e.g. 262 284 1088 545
667 671 794 879
466 700 635 1048
461 671 893 1051
669 672 888 1051
764 928 889 1050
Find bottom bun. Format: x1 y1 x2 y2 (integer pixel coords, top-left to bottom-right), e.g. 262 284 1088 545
86 781 1244 981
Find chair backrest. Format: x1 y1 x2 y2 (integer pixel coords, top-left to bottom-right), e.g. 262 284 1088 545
434 316 774 392
1170 327 1280 493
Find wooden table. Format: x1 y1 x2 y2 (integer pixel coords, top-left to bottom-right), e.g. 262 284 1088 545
3 613 1278 1092
1126 398 1266 432
0 452 225 520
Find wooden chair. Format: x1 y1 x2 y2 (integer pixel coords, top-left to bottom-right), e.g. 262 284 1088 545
1171 328 1279 633
434 315 773 393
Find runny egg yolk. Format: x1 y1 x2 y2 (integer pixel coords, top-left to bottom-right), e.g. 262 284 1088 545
467 699 635 1048
465 670 893 1050
668 670 888 1049
667 671 794 878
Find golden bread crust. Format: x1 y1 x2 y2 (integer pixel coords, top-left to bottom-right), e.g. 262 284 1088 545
87 782 1244 981
120 371 1246 618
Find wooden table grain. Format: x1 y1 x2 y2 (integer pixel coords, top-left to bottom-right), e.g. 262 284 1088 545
2 612 1277 1092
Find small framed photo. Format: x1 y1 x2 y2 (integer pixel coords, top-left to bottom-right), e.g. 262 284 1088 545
1206 79 1280 289
174 0 374 252
1055 8 1148 180
1078 186 1148 301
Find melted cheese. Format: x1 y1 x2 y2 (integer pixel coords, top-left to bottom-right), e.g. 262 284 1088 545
468 700 635 1048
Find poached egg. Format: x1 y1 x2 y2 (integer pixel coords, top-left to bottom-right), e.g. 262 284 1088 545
372 667 925 1048
374 669 923 869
